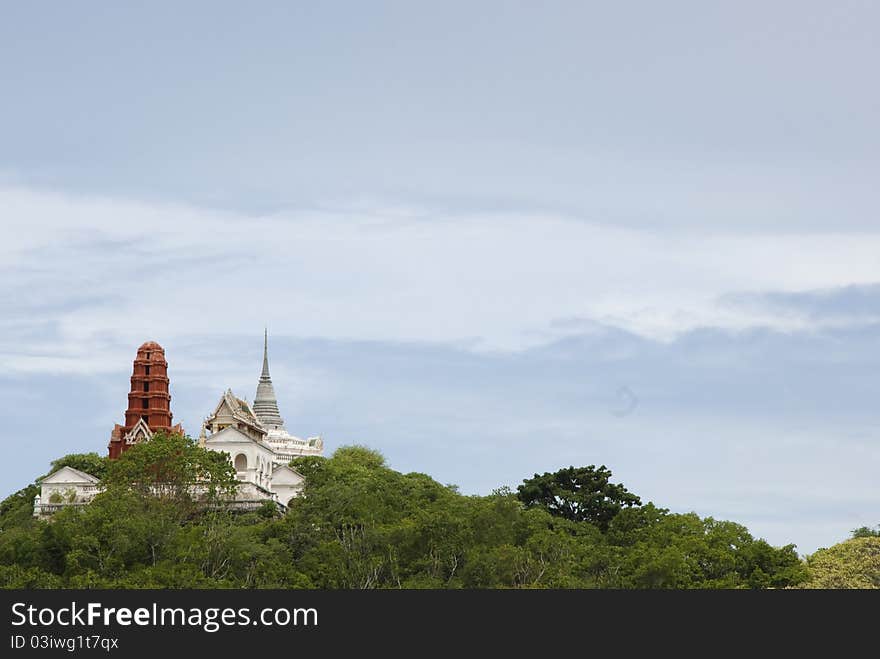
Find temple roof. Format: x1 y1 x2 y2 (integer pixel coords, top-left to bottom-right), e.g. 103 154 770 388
207 389 261 426
138 341 165 352
252 329 285 430
38 466 100 485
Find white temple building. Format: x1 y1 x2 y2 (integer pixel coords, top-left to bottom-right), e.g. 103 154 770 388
32 466 101 517
34 331 323 517
198 330 323 507
203 329 323 466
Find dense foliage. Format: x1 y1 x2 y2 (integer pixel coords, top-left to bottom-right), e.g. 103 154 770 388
101 432 238 508
0 440 811 588
851 525 880 539
797 537 880 589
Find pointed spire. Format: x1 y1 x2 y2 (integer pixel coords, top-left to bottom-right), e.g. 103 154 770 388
261 326 270 379
253 328 285 430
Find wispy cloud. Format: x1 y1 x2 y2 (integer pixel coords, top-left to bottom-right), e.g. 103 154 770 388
722 284 880 329
4 185 880 376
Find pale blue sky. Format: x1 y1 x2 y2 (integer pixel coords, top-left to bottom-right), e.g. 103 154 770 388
2 2 879 553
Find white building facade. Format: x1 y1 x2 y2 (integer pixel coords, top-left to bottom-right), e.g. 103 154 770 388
199 331 323 507
33 466 102 518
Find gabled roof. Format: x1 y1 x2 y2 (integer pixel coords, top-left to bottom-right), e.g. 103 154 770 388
204 426 274 454
39 466 100 485
207 389 262 429
271 463 305 481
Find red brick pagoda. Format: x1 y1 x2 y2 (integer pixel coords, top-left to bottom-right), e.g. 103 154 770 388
108 341 184 459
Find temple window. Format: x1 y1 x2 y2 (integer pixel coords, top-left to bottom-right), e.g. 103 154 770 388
143 382 150 392
145 366 150 375
142 398 149 409
234 454 248 471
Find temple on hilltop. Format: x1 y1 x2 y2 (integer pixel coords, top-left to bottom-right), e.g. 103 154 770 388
34 332 324 518
107 341 184 459
199 330 323 505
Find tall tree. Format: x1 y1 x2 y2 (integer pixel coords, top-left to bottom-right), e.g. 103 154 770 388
102 431 237 511
517 465 641 530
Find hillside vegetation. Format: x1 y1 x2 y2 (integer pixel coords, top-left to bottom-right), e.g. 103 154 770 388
797 537 880 589
0 433 855 589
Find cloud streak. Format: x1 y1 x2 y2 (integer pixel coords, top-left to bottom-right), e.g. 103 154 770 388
4 184 880 376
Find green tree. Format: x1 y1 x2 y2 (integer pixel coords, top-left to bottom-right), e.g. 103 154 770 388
0 565 62 588
0 484 39 530
102 431 236 510
799 537 880 589
517 465 641 530
851 525 880 538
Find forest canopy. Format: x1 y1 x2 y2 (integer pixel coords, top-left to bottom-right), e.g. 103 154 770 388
0 437 849 589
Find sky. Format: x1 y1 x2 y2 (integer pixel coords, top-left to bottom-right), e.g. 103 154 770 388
2 1 879 553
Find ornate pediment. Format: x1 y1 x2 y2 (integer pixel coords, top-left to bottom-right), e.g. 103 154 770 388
205 389 267 440
215 398 234 417
124 418 153 445
208 389 257 423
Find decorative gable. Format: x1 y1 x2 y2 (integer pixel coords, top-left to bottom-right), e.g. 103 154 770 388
124 417 153 445
205 389 267 442
215 399 234 417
